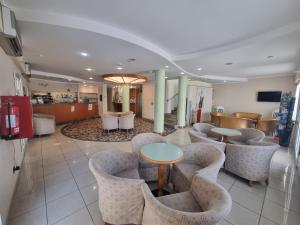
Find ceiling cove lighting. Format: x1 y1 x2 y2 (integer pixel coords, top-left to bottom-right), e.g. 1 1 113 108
103 74 147 84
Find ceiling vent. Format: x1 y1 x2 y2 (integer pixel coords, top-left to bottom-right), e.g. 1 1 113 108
0 4 23 56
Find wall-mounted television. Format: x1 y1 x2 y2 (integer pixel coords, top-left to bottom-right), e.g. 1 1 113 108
257 91 282 102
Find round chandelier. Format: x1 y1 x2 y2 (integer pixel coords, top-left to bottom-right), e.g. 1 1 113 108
103 74 147 84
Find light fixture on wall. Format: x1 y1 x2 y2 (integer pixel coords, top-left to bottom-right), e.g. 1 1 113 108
103 74 147 84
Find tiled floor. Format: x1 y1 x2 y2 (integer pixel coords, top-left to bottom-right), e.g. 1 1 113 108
6 127 300 225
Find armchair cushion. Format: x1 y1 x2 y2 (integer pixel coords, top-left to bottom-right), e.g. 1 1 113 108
115 168 140 179
157 191 202 212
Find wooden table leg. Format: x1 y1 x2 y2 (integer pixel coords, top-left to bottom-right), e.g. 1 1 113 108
157 164 165 196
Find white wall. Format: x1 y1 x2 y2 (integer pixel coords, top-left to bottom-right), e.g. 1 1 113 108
213 75 296 117
0 48 27 224
165 79 178 114
29 79 78 92
142 82 155 120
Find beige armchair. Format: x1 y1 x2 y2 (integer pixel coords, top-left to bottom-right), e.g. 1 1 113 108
228 128 265 145
192 122 218 139
188 130 226 152
33 113 55 135
101 114 118 132
225 141 279 186
141 174 232 225
171 143 225 192
89 150 145 225
119 114 135 131
131 133 168 182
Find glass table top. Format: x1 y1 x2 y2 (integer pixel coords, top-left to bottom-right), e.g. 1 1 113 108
211 127 242 137
141 143 183 164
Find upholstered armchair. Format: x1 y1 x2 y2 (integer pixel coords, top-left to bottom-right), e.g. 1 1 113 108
228 128 265 145
141 174 232 225
101 114 118 132
225 141 279 186
89 150 145 225
33 113 55 135
171 142 225 192
188 130 226 152
192 122 219 139
119 113 135 131
131 133 168 182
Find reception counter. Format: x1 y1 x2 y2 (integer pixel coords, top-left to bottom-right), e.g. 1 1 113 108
32 103 98 124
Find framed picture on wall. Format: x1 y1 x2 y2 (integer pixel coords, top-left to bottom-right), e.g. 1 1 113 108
13 72 24 96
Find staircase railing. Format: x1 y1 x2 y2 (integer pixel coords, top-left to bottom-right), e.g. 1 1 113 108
166 93 178 102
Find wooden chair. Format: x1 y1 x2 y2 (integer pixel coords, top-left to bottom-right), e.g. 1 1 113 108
219 116 252 129
233 112 262 121
257 118 277 135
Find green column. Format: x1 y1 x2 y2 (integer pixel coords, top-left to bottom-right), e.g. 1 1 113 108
122 84 130 112
177 76 187 127
154 69 165 133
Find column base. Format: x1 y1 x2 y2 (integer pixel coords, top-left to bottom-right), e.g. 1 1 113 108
177 125 186 128
153 131 164 135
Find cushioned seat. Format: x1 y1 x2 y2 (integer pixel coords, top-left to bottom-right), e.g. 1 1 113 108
157 191 202 212
189 130 226 152
228 128 265 145
172 163 201 188
171 143 225 192
141 175 232 225
115 168 140 179
89 150 145 225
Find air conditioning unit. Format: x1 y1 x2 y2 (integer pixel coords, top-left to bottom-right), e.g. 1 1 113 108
0 4 22 56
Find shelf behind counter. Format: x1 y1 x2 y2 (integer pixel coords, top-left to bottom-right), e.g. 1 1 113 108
32 103 98 124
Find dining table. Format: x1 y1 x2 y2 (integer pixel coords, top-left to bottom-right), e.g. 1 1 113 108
140 143 184 196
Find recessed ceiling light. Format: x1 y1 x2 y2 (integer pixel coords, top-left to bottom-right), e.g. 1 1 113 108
197 67 202 71
180 72 185 75
165 76 169 79
165 65 169 68
39 54 44 57
83 81 86 84
267 55 274 59
116 66 123 70
79 52 89 57
223 80 227 83
89 77 93 80
85 68 93 72
225 62 233 65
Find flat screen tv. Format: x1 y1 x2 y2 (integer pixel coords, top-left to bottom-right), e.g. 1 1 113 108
257 91 282 102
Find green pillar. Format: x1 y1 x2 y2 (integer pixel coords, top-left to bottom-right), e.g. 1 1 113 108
177 76 187 127
122 84 130 112
154 69 165 133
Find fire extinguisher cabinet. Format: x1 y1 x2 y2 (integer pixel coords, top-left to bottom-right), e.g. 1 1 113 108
1 96 33 139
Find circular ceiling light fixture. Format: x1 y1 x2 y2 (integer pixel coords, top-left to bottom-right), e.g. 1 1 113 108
197 67 202 71
165 65 169 68
85 68 93 72
89 77 93 80
103 74 147 84
180 72 185 75
79 52 89 57
224 62 233 65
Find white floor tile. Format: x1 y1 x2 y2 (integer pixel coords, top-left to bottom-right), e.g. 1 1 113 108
226 202 260 225
53 208 94 225
68 157 89 176
262 199 300 225
46 178 77 202
47 191 85 225
44 168 73 187
7 206 47 225
80 183 98 205
259 217 277 225
87 202 104 225
43 161 69 176
230 186 264 214
74 170 96 188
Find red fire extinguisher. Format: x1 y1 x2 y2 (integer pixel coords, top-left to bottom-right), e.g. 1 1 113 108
1 102 20 139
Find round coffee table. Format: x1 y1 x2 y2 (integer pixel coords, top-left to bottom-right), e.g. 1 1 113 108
141 143 183 196
211 128 242 142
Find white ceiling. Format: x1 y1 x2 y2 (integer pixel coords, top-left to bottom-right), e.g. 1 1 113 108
6 0 300 82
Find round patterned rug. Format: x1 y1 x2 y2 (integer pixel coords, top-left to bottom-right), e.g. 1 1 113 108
61 117 175 142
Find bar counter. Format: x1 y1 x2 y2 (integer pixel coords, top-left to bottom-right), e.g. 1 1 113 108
32 103 98 124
